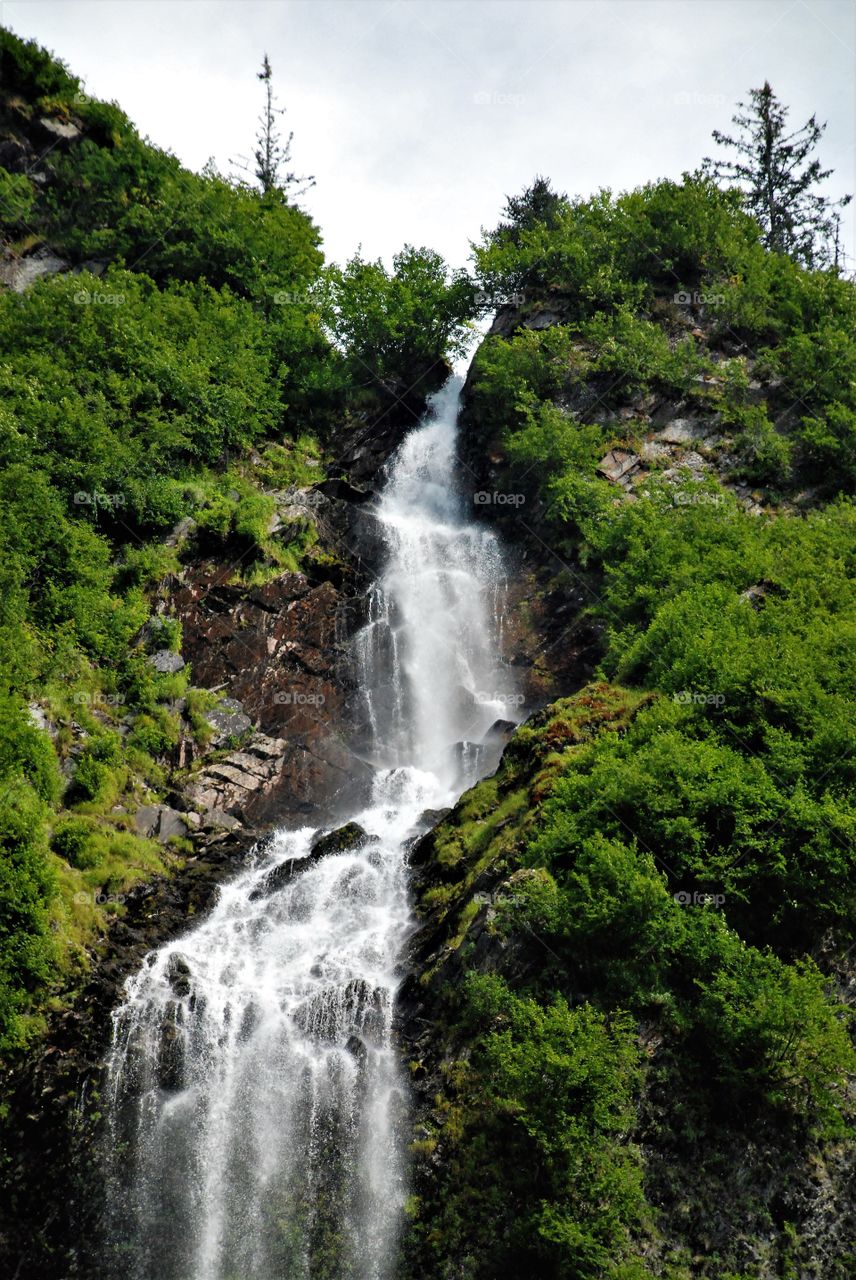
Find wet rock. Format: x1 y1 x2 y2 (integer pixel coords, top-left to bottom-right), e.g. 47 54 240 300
166 953 192 998
417 807 452 829
249 821 378 901
447 740 486 775
309 821 374 858
293 977 387 1044
156 1002 185 1089
481 718 516 746
249 860 298 900
238 1003 259 1042
345 1034 368 1064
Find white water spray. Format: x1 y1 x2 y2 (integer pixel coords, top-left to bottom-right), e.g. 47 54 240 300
103 379 519 1279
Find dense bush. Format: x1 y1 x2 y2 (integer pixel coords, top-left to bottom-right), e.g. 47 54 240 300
407 974 646 1280
323 245 474 412
0 694 61 1050
473 177 760 314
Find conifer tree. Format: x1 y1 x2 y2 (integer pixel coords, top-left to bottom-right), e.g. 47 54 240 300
235 54 314 199
705 82 850 268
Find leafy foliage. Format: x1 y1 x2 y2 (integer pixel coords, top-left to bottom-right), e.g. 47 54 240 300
406 974 646 1280
324 245 474 405
407 169 856 1278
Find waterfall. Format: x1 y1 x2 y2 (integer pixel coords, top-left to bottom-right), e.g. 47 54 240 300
101 378 520 1280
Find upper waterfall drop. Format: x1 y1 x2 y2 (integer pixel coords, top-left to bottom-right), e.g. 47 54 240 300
101 379 521 1280
354 376 518 783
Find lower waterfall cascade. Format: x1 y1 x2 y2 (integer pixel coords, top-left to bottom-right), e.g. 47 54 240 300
101 378 521 1280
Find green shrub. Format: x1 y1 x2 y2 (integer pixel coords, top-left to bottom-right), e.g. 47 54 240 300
696 949 855 1132
408 973 645 1280
51 815 102 870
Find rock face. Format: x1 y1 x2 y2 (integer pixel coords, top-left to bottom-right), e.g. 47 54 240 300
248 821 375 901
324 360 452 483
309 820 375 858
133 804 189 842
0 246 71 293
203 697 252 744
184 734 292 822
168 564 374 824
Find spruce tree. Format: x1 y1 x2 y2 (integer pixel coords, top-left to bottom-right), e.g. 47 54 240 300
705 82 850 268
235 54 314 199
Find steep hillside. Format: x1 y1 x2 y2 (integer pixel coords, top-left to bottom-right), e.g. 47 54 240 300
398 180 856 1278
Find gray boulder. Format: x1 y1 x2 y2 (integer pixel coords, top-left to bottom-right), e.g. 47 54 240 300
148 650 185 674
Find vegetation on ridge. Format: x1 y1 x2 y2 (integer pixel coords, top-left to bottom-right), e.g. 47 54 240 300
403 149 856 1279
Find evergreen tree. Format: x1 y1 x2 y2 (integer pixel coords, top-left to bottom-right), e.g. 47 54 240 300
704 81 850 268
235 54 315 199
496 175 568 244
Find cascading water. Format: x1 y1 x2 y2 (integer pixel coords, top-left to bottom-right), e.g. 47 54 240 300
102 378 520 1280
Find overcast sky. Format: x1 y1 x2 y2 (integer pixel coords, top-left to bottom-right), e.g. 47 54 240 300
2 0 854 271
